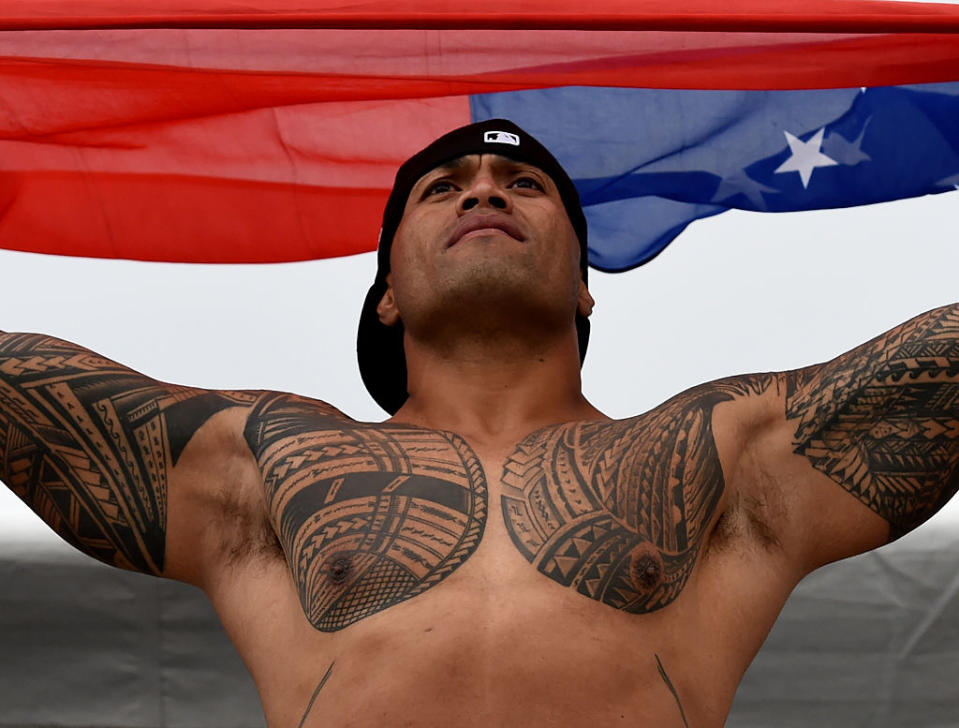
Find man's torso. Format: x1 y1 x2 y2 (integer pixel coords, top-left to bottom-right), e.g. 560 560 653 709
191 383 801 728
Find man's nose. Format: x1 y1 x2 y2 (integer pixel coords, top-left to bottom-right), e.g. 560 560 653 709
458 175 511 214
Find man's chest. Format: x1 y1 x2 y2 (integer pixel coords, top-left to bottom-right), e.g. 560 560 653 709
243 393 728 633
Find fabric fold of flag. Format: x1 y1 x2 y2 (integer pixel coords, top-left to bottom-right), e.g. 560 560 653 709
0 1 957 266
4 0 959 31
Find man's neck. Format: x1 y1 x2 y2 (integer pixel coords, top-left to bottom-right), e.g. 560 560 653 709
392 331 606 444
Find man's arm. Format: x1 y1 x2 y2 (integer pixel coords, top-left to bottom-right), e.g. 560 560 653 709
786 303 959 540
734 303 959 569
0 331 257 578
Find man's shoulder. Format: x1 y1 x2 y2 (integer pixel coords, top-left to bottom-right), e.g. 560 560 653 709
526 371 781 452
241 391 481 485
245 390 352 420
240 390 365 443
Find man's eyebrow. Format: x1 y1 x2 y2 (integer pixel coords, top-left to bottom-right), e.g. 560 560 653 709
500 160 543 173
428 157 469 175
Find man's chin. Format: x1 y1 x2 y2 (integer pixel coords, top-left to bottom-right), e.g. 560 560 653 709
440 268 569 326
442 258 537 299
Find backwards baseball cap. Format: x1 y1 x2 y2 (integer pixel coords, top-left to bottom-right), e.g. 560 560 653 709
356 118 590 415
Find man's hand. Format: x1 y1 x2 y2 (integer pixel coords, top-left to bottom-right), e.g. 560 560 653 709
0 332 256 577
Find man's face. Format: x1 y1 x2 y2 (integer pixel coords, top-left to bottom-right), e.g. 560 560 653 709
378 153 591 341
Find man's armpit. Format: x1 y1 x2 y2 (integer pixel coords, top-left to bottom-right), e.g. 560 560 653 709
0 333 256 573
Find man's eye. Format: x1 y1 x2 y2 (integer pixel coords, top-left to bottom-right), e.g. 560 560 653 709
511 176 543 191
423 180 456 197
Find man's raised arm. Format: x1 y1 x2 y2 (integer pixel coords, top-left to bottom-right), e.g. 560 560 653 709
0 331 257 579
737 303 959 570
789 302 959 537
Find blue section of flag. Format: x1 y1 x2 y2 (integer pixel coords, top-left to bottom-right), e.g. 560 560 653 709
470 83 959 271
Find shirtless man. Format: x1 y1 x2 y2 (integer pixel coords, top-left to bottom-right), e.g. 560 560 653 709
1 118 957 727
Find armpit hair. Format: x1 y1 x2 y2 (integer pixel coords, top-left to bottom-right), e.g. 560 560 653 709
707 487 784 556
215 481 284 567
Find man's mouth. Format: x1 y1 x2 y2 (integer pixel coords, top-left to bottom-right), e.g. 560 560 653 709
447 216 525 248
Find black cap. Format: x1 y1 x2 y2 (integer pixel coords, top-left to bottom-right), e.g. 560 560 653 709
357 119 590 415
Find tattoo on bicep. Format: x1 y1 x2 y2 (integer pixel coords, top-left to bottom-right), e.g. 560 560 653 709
786 305 959 538
655 653 690 728
0 334 253 572
501 380 756 613
244 393 487 632
297 660 335 728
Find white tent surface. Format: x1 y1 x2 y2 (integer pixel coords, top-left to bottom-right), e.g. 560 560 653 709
1 191 958 726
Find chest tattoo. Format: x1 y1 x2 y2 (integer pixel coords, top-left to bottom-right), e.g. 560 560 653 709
501 387 731 613
244 394 487 632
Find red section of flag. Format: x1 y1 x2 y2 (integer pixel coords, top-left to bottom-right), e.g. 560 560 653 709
3 0 959 32
0 172 391 263
0 2 958 263
0 94 471 262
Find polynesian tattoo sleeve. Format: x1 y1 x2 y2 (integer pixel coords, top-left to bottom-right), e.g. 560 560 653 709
786 303 959 540
243 393 487 632
0 333 254 573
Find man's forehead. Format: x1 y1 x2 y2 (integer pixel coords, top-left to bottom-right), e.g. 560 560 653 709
416 153 545 182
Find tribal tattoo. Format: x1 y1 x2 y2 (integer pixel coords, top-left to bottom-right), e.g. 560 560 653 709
243 393 487 632
297 661 335 728
501 382 750 614
655 654 690 728
787 304 959 540
0 333 253 573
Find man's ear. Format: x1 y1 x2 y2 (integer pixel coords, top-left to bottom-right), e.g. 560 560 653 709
577 280 594 318
377 275 402 327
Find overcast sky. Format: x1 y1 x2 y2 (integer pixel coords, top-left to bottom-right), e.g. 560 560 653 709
1 188 958 542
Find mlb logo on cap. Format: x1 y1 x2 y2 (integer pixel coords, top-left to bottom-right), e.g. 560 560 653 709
483 130 520 146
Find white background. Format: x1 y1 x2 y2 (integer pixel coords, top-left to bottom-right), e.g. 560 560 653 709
1 189 957 543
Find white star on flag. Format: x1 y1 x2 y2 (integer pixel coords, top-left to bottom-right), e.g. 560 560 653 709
774 128 839 189
712 168 777 209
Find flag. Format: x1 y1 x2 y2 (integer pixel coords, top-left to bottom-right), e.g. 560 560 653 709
475 83 959 270
0 0 957 268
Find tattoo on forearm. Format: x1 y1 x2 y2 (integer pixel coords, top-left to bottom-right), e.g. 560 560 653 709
786 304 959 539
297 660 335 728
244 393 487 632
501 380 758 613
655 653 690 728
0 334 252 572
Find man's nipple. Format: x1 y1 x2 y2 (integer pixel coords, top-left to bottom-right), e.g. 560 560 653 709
326 553 354 585
629 545 664 593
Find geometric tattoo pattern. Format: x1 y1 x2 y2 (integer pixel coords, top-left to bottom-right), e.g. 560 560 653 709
0 333 253 573
787 304 959 539
502 384 735 614
243 393 487 632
